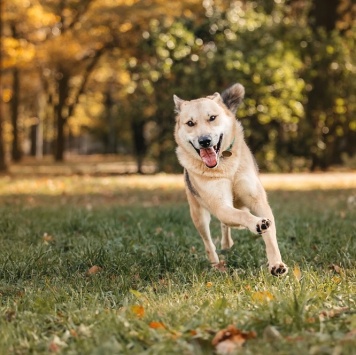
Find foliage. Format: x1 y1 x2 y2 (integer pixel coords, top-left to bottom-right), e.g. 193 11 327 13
0 175 355 353
1 0 355 171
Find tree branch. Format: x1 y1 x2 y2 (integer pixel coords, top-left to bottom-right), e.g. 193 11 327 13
67 46 106 119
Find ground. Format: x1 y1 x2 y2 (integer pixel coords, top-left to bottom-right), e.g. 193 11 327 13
0 164 355 354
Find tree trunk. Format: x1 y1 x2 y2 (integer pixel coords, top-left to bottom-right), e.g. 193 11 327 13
10 66 22 161
105 86 117 154
131 120 146 174
306 0 340 170
9 23 22 162
55 72 69 161
30 124 37 156
0 0 7 171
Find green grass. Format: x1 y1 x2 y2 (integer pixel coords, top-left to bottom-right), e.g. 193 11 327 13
0 176 355 354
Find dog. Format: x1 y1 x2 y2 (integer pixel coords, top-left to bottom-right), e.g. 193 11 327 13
173 83 288 276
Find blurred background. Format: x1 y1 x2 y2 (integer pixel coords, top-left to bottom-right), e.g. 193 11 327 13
0 0 355 174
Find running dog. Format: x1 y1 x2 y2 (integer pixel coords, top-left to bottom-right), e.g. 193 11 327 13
173 83 288 276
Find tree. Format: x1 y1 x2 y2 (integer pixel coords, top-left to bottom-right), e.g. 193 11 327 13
304 0 356 170
0 0 7 171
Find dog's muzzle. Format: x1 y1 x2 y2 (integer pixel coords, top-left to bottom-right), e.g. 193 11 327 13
190 134 223 168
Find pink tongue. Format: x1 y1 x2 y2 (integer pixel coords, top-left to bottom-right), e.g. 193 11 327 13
199 148 218 168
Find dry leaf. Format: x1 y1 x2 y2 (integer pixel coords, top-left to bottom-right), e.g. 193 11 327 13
131 305 145 318
43 233 55 244
328 264 345 276
212 325 256 355
149 321 165 329
252 291 274 303
48 335 67 353
329 264 341 273
86 265 102 276
70 329 78 337
293 265 302 281
319 307 349 321
48 342 60 353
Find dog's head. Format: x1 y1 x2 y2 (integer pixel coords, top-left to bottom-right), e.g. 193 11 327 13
173 83 244 169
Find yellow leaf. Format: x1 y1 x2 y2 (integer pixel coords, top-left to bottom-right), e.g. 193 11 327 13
129 289 143 298
331 276 341 284
131 305 145 318
252 291 274 303
206 282 213 288
293 265 302 281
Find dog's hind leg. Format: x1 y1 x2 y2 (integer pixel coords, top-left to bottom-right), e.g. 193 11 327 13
187 194 219 266
221 223 233 250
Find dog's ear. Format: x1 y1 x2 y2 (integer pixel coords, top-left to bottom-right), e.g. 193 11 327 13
173 95 184 113
206 92 222 102
221 83 245 115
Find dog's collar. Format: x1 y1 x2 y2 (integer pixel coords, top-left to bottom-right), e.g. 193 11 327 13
225 137 235 152
221 137 235 158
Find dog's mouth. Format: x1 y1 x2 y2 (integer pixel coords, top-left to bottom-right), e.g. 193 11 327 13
191 134 223 168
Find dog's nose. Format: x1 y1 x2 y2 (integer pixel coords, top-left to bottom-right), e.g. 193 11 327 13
198 136 212 148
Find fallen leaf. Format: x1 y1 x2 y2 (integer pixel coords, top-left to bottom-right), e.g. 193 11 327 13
293 265 302 281
331 276 341 284
131 305 145 318
190 329 198 336
70 329 78 337
212 325 256 354
206 282 213 288
319 307 349 321
329 264 341 274
86 265 102 276
48 335 67 352
130 289 143 298
43 233 55 244
306 317 316 324
252 291 274 303
328 264 346 277
149 321 165 329
48 342 60 353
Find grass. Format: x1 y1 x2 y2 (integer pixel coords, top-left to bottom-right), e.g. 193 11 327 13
0 173 355 354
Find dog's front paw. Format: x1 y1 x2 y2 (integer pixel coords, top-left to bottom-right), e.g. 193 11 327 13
270 263 288 277
256 218 271 234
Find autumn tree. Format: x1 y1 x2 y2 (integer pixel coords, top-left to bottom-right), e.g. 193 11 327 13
0 0 7 171
304 0 356 170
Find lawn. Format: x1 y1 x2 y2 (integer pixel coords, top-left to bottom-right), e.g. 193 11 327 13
0 173 355 354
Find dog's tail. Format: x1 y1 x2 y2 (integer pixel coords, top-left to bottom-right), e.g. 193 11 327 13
221 83 245 115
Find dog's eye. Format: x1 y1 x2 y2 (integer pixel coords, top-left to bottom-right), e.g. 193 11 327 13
186 121 195 127
209 115 217 122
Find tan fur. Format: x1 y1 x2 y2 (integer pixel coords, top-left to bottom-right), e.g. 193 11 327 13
173 85 288 276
